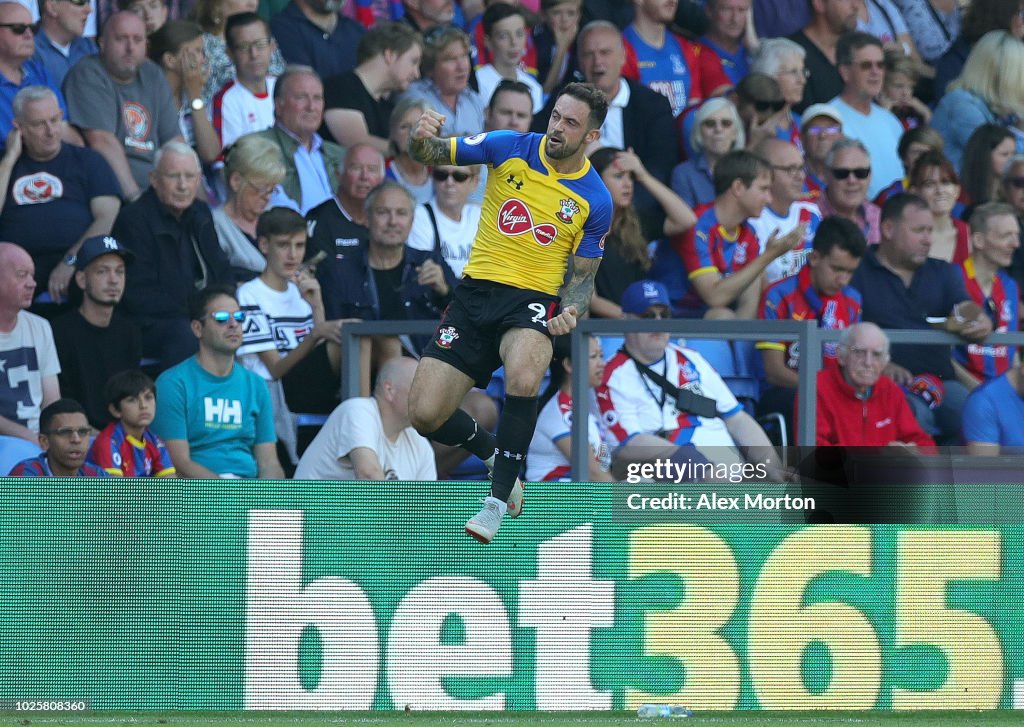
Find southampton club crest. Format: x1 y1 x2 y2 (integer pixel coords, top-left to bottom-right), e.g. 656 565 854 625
436 326 459 349
556 198 581 224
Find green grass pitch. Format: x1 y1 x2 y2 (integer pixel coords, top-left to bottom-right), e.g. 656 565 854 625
1 711 1021 727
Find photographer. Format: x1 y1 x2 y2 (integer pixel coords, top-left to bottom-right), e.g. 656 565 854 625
596 280 783 482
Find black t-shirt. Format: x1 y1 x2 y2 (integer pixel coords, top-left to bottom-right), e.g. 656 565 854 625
594 210 663 312
788 30 844 113
321 71 395 144
306 197 369 260
51 308 143 428
372 263 407 321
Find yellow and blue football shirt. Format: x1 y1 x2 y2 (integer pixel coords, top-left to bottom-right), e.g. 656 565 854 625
449 130 613 296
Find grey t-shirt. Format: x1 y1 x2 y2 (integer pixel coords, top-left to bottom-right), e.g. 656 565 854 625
63 56 180 190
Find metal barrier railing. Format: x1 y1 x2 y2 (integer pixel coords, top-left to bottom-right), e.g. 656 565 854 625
337 319 1024 479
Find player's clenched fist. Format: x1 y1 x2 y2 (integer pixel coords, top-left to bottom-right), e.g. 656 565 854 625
413 110 447 140
547 305 578 336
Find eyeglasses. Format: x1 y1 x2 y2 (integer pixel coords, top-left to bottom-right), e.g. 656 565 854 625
206 310 246 324
831 166 871 180
846 346 889 362
0 23 33 35
771 163 805 176
47 427 92 439
701 118 734 130
807 125 841 136
1007 177 1024 189
433 169 472 183
780 67 811 79
852 60 886 71
243 179 276 197
639 310 669 319
61 0 90 5
231 38 272 54
752 99 786 114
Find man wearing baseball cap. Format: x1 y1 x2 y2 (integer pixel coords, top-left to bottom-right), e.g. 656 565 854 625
52 235 142 429
799 103 844 196
596 280 784 481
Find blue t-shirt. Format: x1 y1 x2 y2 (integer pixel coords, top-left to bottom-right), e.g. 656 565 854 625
962 374 1024 447
0 58 67 149
153 357 276 478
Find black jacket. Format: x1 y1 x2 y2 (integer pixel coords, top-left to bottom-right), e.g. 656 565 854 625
114 187 232 320
532 78 678 210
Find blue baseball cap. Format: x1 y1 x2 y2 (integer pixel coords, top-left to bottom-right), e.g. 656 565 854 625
75 235 134 272
621 280 671 315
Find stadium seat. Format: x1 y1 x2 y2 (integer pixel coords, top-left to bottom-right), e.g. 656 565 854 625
0 436 41 475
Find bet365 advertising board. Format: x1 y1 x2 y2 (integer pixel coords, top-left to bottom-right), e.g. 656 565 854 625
1 477 1021 710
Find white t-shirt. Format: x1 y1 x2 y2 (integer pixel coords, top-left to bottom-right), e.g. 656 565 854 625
475 64 545 113
237 277 315 381
598 344 742 458
294 397 437 480
406 201 482 277
0 311 60 433
211 76 277 148
748 200 822 284
526 389 607 481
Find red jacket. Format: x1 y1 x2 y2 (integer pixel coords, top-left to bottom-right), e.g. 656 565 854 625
800 366 935 447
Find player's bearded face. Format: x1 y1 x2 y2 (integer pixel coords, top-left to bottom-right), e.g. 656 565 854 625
545 98 596 160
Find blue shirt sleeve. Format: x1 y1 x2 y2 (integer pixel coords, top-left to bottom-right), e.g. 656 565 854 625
962 384 1000 444
452 129 524 167
253 374 277 445
576 184 613 258
152 368 189 442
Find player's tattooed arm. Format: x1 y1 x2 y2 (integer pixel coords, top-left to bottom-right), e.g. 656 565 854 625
560 255 601 319
410 135 451 166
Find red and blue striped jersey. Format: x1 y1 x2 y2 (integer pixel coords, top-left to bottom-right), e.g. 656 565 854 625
954 258 1019 381
9 453 108 477
622 27 729 117
757 265 863 370
673 203 760 311
88 421 176 478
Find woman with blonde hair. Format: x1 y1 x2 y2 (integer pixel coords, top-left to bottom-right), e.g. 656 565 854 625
385 96 433 204
931 30 1024 169
213 134 287 277
590 146 696 318
671 97 745 209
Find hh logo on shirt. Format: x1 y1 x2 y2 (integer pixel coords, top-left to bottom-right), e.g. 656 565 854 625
204 397 242 428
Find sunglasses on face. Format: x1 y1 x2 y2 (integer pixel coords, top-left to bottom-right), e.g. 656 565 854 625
207 310 246 324
752 99 786 114
831 166 871 180
62 0 90 6
701 117 734 130
0 22 33 35
852 60 886 71
639 309 669 319
433 170 472 183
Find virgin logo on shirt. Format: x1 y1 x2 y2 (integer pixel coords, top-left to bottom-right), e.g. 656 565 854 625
122 102 153 149
496 199 557 246
12 173 63 205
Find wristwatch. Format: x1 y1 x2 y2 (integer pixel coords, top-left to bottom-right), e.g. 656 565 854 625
62 253 76 267
190 97 205 112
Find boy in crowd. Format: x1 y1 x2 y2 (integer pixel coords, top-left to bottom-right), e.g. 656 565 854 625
88 369 176 478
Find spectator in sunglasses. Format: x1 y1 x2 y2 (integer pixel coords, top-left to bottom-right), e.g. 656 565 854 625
34 0 98 87
407 164 480 278
818 136 881 244
799 102 844 195
734 73 788 151
829 31 904 200
153 283 284 479
0 1 79 151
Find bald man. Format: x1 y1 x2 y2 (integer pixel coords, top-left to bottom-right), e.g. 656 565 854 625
63 11 182 200
0 242 61 442
294 356 437 480
307 142 384 258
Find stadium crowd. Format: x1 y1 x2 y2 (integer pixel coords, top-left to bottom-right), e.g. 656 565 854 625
2 0 1024 481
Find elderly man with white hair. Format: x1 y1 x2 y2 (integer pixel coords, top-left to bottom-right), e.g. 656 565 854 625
808 322 934 447
112 140 232 370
